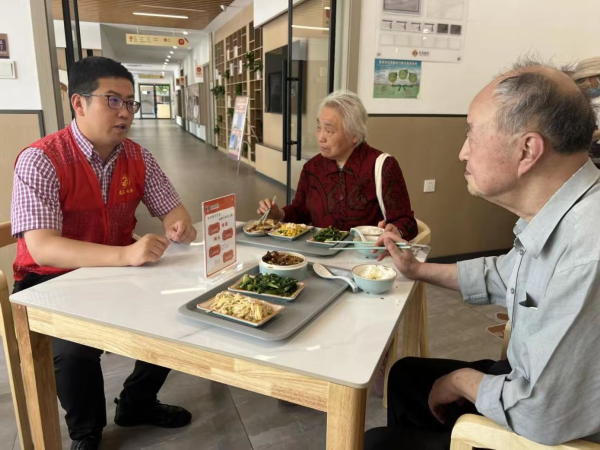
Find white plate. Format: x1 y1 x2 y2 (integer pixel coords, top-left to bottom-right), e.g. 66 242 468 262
196 296 284 327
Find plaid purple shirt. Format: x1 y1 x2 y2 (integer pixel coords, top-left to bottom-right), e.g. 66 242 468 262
11 121 181 237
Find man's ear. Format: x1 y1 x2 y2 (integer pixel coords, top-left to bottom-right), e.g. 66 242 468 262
71 94 85 117
517 132 545 177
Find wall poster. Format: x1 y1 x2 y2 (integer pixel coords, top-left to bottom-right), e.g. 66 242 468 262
373 59 421 98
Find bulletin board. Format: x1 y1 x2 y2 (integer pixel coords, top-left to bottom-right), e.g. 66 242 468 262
357 0 600 115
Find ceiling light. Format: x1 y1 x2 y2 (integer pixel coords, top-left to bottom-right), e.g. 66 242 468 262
291 25 330 31
133 12 188 19
324 6 330 9
172 46 177 49
139 5 205 13
183 31 189 35
170 51 174 54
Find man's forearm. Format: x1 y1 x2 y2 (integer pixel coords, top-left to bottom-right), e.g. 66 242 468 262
416 262 460 291
451 368 484 403
25 230 126 269
160 203 189 231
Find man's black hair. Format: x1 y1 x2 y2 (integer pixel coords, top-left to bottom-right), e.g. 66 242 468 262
68 56 135 98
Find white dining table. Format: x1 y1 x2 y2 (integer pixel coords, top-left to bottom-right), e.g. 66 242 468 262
10 223 428 449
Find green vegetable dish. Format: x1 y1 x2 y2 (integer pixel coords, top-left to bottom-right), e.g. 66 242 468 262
312 226 346 242
238 273 299 297
387 71 398 83
399 69 408 80
408 72 418 83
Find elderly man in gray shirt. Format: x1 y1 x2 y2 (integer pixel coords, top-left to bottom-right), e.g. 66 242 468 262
365 59 600 450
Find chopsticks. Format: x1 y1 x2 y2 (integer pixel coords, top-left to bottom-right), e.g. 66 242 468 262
328 243 412 251
258 195 277 225
325 241 412 248
328 246 410 251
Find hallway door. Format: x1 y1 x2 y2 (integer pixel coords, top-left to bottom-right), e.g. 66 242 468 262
140 84 156 118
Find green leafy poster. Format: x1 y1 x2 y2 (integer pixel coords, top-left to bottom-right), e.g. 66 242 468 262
374 59 421 99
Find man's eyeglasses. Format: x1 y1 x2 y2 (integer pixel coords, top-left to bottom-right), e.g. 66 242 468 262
81 94 141 114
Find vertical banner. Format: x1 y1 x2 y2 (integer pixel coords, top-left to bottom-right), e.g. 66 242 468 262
228 95 249 161
202 194 237 278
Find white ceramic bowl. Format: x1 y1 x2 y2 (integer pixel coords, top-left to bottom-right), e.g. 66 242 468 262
351 264 397 294
258 251 308 280
351 226 386 258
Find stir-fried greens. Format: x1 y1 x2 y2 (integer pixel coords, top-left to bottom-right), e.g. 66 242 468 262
238 273 299 296
312 226 346 242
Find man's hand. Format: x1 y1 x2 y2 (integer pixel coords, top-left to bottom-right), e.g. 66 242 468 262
374 231 421 279
124 234 170 266
428 373 463 424
166 219 197 243
257 198 283 221
377 220 402 237
428 369 485 424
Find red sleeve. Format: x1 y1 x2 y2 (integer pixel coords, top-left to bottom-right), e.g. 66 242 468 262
381 157 418 240
282 166 312 224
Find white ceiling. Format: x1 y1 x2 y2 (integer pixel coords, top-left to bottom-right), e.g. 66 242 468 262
101 23 205 67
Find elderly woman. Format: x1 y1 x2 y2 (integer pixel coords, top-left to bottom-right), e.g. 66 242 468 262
258 90 417 240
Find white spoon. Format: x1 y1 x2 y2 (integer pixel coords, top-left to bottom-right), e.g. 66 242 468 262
313 263 359 293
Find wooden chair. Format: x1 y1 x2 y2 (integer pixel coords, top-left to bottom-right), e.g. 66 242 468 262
450 321 599 450
0 222 33 449
412 218 431 246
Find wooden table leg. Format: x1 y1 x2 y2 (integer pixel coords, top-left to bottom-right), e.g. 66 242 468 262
326 383 367 450
398 281 425 359
13 305 62 449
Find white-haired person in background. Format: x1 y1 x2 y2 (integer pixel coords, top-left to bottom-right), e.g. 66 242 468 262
572 56 600 147
257 90 418 241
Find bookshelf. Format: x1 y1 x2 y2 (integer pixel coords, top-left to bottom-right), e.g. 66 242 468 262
213 22 263 163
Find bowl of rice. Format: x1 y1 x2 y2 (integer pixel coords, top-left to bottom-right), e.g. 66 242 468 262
351 264 397 294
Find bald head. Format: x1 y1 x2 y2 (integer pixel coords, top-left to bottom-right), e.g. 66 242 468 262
481 59 597 155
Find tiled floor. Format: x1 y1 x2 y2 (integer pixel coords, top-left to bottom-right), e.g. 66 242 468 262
1 120 506 449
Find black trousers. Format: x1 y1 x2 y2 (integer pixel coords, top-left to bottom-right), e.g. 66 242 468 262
364 357 511 450
14 273 171 441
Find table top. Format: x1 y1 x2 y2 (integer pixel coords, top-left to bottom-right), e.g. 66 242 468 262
10 224 421 388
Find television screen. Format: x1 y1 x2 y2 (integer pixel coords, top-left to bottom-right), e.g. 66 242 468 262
265 44 306 114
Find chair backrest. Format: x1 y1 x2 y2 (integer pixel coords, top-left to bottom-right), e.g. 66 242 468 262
412 218 431 245
0 221 33 449
0 222 15 248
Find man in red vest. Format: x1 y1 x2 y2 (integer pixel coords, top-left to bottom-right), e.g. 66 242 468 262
11 57 196 450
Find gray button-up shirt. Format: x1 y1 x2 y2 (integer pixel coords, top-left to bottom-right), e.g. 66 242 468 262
458 160 600 446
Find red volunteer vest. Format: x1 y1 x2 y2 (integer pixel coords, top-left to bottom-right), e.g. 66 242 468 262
13 126 146 281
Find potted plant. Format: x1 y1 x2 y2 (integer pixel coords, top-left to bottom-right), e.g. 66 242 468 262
224 69 231 81
243 51 255 70
214 124 220 135
227 107 234 119
218 114 223 123
242 141 249 157
235 84 243 95
210 85 225 98
253 59 263 79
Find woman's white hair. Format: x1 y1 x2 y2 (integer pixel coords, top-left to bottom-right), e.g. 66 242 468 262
318 90 368 145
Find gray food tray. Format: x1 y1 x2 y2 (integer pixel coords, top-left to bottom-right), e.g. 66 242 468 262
236 225 351 257
178 263 350 341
